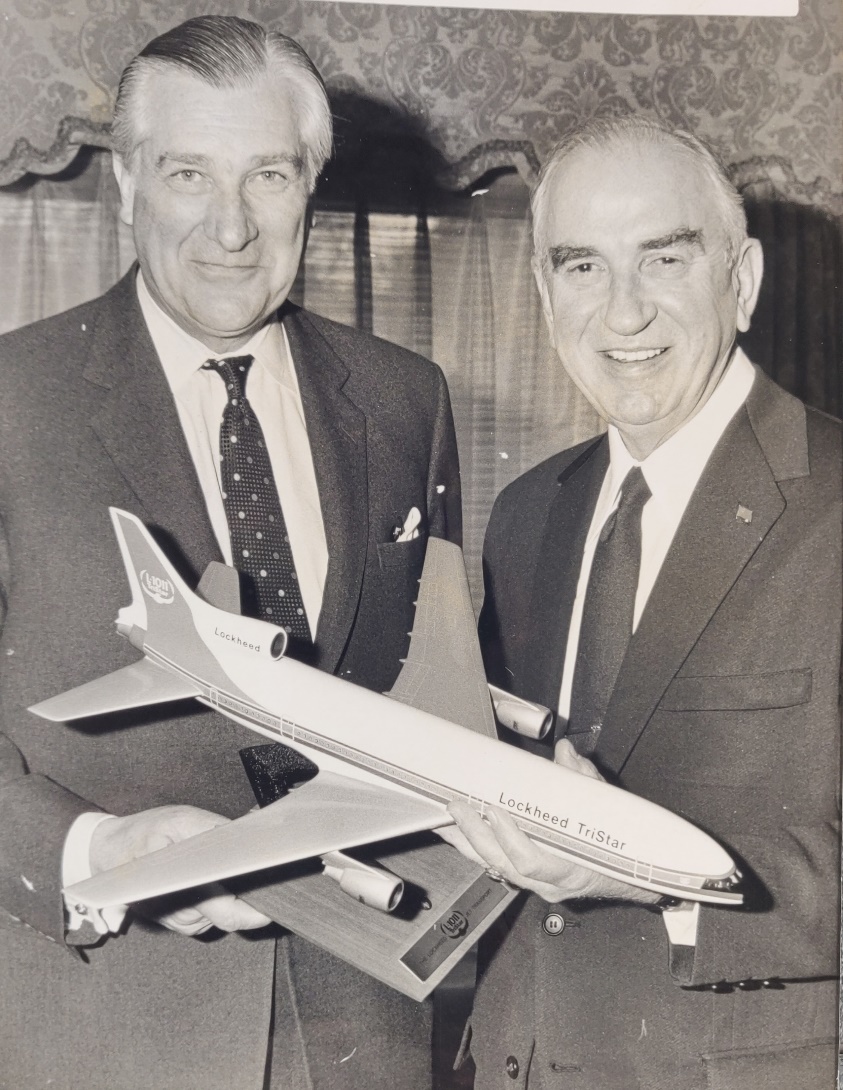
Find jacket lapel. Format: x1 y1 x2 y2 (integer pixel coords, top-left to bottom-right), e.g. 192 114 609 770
83 271 220 583
82 282 368 672
596 385 796 776
283 307 368 675
524 436 608 713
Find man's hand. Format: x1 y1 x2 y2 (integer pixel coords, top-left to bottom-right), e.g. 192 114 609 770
439 739 660 905
89 805 272 935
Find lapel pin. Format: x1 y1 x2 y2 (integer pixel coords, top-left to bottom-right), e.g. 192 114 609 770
735 504 753 524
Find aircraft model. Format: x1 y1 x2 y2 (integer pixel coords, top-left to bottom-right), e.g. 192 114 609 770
31 508 742 918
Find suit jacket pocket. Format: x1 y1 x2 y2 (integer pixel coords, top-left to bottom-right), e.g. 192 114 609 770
376 534 426 573
702 1036 836 1090
338 535 427 692
661 668 812 712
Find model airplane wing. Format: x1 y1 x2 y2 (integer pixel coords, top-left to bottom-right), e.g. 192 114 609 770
64 770 448 911
31 659 201 721
386 537 497 738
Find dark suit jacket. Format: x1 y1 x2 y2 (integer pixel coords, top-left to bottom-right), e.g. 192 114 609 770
469 370 840 1090
0 270 461 1090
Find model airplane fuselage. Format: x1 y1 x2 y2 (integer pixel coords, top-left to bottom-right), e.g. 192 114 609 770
30 509 742 913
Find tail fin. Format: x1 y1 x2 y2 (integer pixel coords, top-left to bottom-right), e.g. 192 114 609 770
111 508 286 667
109 507 204 661
29 509 287 725
27 510 206 723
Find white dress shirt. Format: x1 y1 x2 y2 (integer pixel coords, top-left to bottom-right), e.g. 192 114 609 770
557 347 756 943
137 272 328 628
64 274 330 932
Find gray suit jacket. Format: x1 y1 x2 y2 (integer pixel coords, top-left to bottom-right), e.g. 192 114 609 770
469 370 840 1090
0 270 461 1090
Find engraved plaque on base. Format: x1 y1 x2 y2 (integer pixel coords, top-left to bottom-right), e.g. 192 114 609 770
232 833 519 1001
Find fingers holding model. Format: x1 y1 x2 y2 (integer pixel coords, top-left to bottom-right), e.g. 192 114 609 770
443 741 659 905
89 806 272 934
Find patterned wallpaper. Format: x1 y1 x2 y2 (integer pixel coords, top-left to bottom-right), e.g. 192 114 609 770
0 0 841 213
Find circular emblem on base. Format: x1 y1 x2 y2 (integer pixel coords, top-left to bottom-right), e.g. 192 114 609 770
441 910 469 939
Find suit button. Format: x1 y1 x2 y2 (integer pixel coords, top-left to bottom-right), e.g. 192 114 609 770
505 1055 519 1079
543 912 565 935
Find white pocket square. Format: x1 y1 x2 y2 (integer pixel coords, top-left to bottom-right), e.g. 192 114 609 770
392 506 422 542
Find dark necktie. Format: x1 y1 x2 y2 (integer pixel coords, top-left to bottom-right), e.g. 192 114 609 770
566 466 651 755
203 355 311 643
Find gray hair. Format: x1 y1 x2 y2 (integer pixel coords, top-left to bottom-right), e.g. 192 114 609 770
531 115 747 269
111 15 332 192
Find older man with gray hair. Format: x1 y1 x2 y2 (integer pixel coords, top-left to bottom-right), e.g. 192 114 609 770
0 15 459 1090
444 116 840 1088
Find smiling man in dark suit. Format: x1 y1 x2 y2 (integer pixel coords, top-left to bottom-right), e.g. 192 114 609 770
443 117 840 1089
0 15 459 1090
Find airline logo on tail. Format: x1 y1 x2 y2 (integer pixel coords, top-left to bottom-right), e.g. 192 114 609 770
141 570 174 605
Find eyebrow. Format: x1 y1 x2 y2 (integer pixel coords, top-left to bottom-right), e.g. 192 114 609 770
547 228 704 270
640 228 704 252
547 245 599 270
156 153 208 170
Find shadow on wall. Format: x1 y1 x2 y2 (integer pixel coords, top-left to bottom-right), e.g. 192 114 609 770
318 92 843 421
740 196 842 420
321 92 449 214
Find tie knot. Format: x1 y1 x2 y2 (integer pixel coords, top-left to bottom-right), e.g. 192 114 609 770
598 466 651 544
619 466 651 512
204 355 254 399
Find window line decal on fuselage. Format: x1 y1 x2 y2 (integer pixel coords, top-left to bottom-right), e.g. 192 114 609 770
144 646 711 895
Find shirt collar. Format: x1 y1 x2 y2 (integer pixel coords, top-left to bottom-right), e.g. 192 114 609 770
136 269 293 395
606 347 756 508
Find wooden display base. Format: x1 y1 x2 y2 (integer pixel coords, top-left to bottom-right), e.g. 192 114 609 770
232 833 518 1001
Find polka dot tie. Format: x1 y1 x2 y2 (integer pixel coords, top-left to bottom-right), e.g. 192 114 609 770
203 355 312 643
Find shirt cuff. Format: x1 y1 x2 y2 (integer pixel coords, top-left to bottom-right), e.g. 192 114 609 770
62 812 128 936
661 899 699 946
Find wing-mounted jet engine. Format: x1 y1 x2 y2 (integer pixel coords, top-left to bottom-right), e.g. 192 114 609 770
321 852 404 913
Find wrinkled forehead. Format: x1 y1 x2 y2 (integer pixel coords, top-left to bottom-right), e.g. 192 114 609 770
133 66 304 158
536 138 727 252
